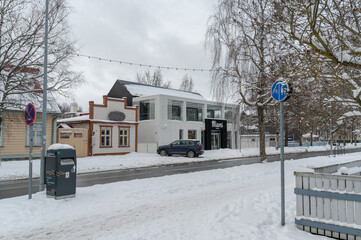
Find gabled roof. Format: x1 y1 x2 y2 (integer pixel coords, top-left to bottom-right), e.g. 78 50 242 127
110 79 206 100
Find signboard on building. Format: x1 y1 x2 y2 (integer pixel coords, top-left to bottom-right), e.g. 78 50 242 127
204 119 227 150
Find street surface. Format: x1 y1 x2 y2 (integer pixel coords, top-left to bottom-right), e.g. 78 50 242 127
1 148 360 199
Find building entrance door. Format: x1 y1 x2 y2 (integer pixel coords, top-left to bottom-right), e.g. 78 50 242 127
211 130 221 149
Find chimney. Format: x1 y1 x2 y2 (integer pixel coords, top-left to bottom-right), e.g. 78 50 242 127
70 103 78 113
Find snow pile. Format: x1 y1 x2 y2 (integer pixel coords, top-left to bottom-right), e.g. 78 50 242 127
48 143 75 150
1 153 361 239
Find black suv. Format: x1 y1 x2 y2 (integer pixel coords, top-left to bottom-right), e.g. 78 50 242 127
157 140 204 158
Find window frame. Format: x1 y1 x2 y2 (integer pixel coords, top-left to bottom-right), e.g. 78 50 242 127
168 100 183 121
139 99 155 121
100 125 113 148
118 126 130 147
186 102 203 122
188 129 197 139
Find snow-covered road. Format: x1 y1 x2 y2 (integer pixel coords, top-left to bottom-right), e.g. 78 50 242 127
2 152 359 239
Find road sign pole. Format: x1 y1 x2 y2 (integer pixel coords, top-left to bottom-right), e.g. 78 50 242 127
280 101 285 226
28 124 33 199
271 79 291 227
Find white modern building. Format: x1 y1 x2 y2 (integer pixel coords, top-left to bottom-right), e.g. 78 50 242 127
108 80 240 153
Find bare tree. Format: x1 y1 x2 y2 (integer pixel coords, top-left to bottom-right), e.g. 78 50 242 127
0 0 82 115
179 74 194 92
136 69 171 88
206 0 294 160
278 0 361 109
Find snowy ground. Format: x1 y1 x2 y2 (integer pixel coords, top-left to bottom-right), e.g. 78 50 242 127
1 144 359 181
1 150 361 239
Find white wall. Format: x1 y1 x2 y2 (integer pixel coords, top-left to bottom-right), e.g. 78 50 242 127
134 94 241 152
92 123 137 154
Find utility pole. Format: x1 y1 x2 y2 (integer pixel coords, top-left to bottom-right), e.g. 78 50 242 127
40 0 49 191
330 103 333 156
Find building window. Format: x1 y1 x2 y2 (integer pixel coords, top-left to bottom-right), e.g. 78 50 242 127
179 129 183 139
270 138 276 141
100 126 112 147
139 99 155 121
168 100 183 121
119 128 129 147
227 131 232 148
207 105 222 119
225 107 234 123
188 130 197 139
186 102 203 121
26 122 42 146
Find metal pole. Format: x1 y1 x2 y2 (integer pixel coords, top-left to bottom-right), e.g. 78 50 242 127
280 101 285 226
330 104 333 156
28 124 34 199
40 0 49 191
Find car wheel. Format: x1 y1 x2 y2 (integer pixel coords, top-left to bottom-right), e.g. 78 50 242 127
160 149 167 156
187 150 195 158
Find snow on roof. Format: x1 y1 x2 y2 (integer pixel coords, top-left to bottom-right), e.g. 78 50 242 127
302 133 319 138
118 80 206 100
58 123 72 129
58 115 90 123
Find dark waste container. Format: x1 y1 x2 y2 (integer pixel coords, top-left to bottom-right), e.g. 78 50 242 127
46 148 77 199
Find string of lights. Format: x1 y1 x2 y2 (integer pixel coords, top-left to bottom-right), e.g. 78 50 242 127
74 53 215 72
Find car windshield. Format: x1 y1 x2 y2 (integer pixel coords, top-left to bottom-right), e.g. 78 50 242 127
171 140 180 145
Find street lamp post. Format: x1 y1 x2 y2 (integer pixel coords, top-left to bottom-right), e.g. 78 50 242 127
40 0 49 191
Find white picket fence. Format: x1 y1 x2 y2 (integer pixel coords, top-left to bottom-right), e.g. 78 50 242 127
295 160 361 239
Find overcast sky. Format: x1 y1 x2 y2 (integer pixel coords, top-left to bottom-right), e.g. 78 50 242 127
67 0 219 111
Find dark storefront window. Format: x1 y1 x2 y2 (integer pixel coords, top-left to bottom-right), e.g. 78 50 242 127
207 105 222 119
139 99 155 121
168 100 183 121
179 129 183 139
186 102 203 121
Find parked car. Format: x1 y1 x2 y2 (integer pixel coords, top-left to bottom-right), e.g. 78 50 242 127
157 140 204 158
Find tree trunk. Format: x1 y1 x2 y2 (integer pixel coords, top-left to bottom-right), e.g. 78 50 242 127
298 127 303 147
257 106 266 161
310 131 313 146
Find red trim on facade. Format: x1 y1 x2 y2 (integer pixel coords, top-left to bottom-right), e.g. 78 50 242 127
89 101 94 119
91 121 138 125
88 122 93 156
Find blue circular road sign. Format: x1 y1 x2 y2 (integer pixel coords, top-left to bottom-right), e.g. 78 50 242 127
24 103 36 125
271 80 289 101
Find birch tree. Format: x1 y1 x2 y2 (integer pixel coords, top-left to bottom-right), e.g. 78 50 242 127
206 0 293 160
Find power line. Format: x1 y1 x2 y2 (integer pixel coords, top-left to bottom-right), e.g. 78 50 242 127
74 53 215 72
